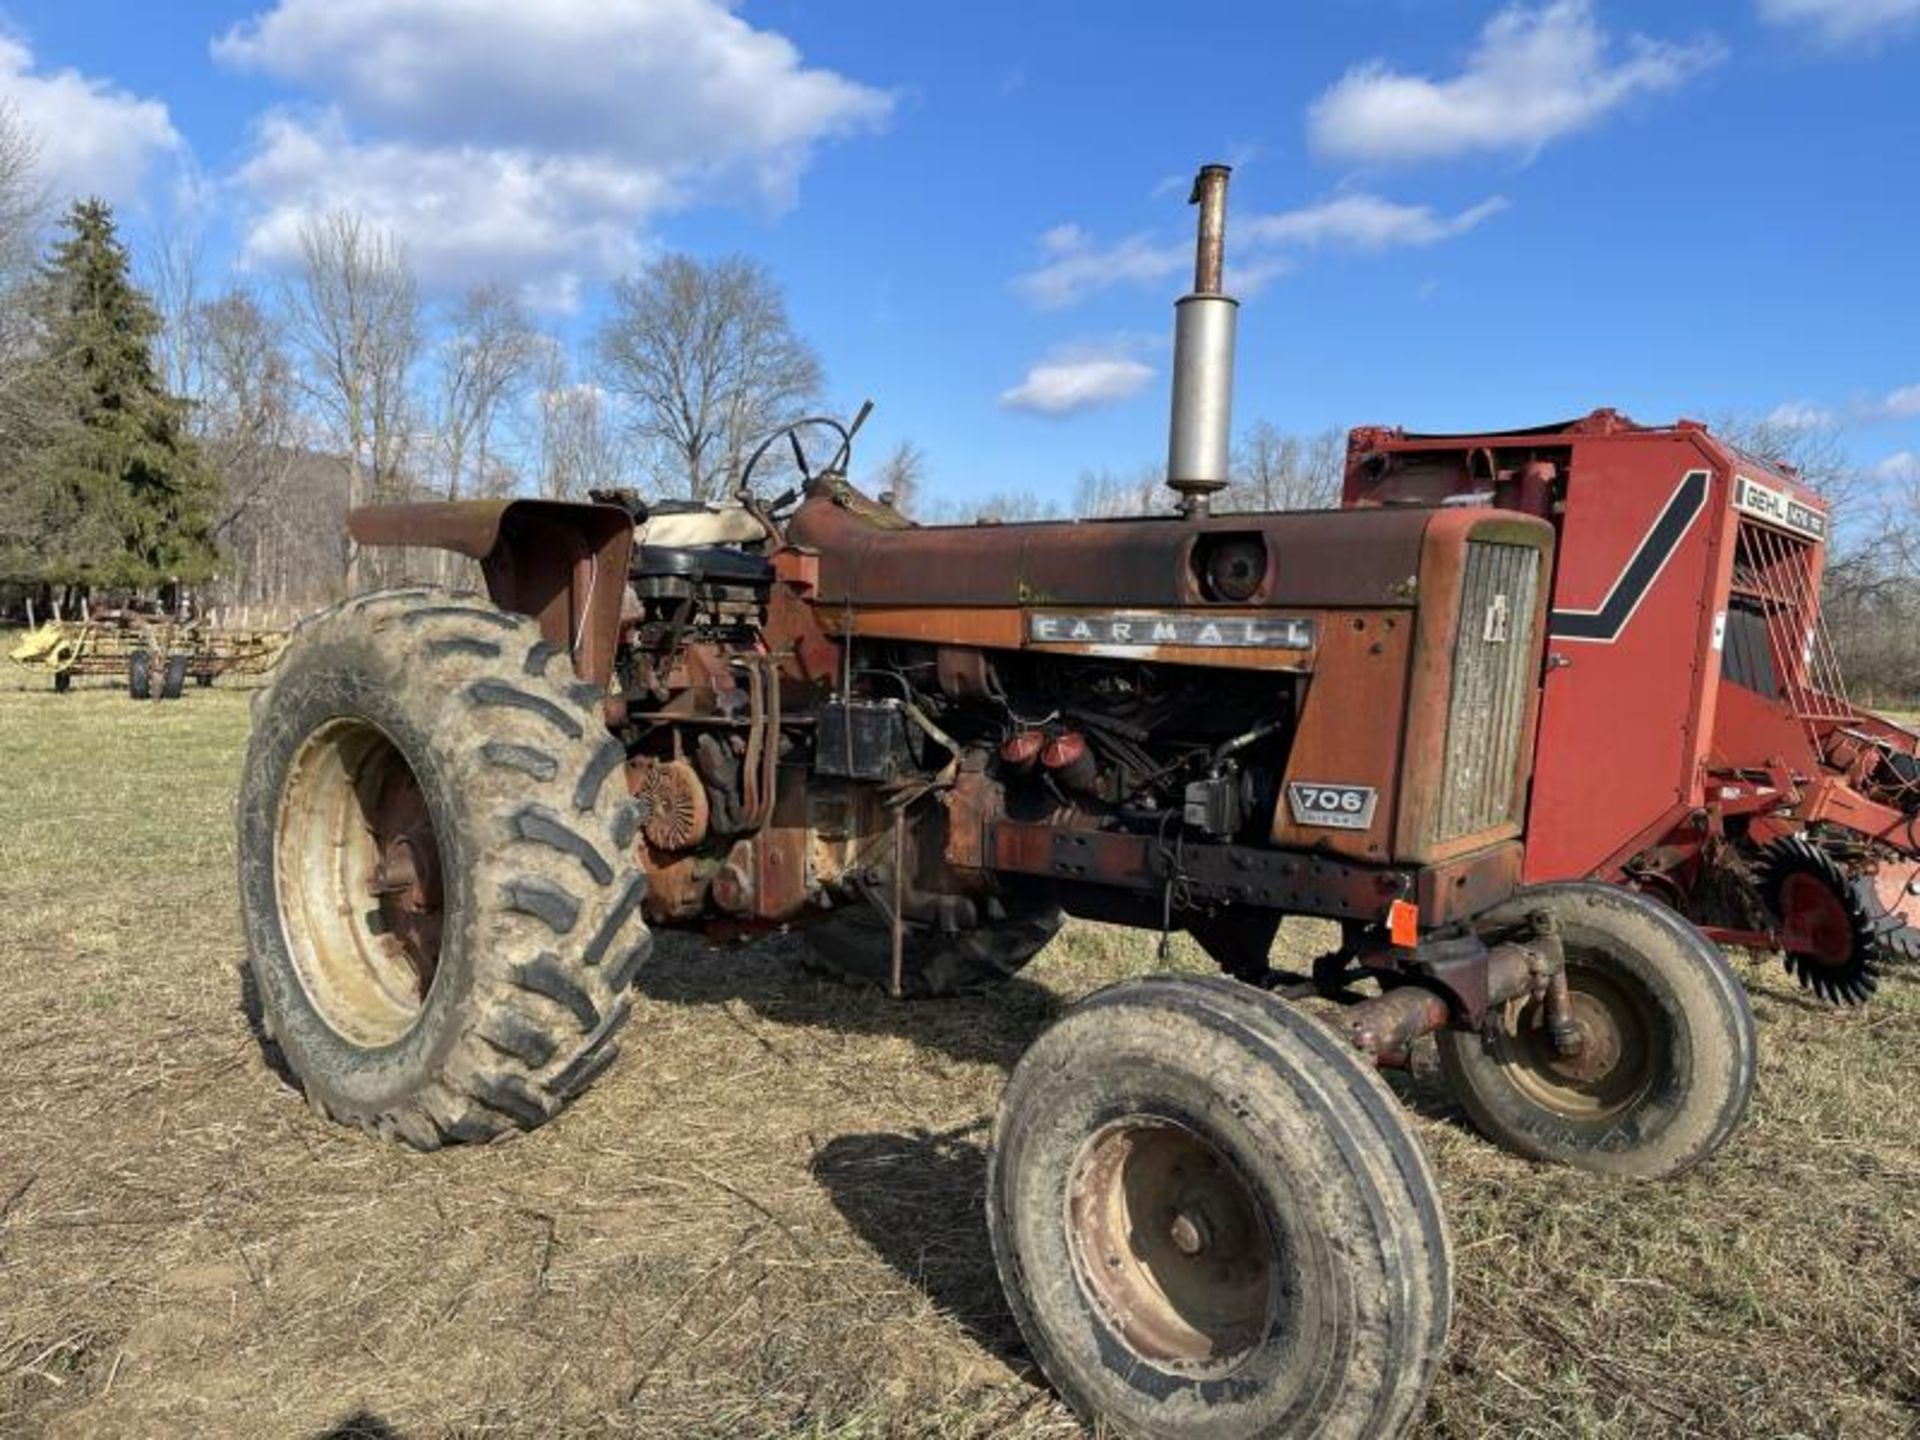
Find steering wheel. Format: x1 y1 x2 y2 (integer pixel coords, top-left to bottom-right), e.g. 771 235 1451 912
737 414 853 513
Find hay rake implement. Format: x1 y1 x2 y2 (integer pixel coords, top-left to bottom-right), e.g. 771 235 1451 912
10 613 286 696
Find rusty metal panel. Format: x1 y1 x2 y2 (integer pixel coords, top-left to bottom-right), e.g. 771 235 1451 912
987 819 1520 930
1413 841 1524 924
348 498 635 690
1269 612 1414 861
785 496 1433 611
826 604 1323 671
1431 540 1542 845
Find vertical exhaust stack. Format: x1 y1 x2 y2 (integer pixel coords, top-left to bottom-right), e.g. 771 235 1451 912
1166 163 1238 518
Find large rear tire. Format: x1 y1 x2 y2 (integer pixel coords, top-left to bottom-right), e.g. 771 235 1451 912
803 884 1061 997
988 974 1450 1439
237 587 649 1148
1437 883 1755 1178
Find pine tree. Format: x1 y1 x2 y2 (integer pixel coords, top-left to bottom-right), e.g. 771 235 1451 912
25 199 217 588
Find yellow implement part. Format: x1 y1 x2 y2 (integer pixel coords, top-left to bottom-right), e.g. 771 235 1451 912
8 622 66 664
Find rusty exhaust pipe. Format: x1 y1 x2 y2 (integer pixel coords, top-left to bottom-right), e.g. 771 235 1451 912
1166 163 1237 518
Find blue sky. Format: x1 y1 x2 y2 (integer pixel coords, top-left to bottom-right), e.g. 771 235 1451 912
2 0 1917 505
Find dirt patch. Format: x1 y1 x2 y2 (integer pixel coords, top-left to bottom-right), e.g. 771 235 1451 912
1 681 1918 1436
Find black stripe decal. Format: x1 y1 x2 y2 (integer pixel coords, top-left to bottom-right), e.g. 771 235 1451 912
1549 469 1708 643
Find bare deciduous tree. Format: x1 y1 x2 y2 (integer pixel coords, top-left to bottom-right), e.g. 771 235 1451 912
1224 420 1344 513
0 103 47 571
196 289 302 561
145 223 207 408
435 281 539 500
597 254 822 501
866 438 926 515
281 211 421 587
1074 463 1165 518
0 102 40 275
536 342 624 501
1068 422 1343 524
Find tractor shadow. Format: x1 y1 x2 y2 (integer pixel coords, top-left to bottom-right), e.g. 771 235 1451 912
639 930 1489 1138
1382 1040 1480 1134
640 932 1050 1366
808 1124 1030 1369
314 1413 403 1440
635 930 1064 1072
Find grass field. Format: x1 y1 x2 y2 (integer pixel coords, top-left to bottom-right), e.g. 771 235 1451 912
2 648 1919 1437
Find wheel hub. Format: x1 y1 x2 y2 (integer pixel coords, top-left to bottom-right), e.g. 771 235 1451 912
1065 1118 1275 1371
1547 1000 1624 1084
1167 1207 1213 1258
1499 962 1657 1121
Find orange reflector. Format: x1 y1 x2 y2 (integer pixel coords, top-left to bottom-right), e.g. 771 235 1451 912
1388 899 1419 949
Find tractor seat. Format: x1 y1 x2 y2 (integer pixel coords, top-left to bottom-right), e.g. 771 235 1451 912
632 545 774 586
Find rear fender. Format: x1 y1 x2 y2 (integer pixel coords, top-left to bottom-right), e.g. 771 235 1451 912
347 499 634 689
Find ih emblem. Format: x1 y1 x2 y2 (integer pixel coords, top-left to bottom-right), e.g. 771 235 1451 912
1482 593 1510 645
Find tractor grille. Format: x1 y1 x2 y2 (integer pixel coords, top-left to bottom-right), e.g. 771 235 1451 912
1433 540 1541 845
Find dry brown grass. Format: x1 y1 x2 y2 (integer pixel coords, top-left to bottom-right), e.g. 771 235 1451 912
2 644 1918 1437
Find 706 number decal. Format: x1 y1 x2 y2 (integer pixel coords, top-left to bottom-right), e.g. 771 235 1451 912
1287 782 1379 831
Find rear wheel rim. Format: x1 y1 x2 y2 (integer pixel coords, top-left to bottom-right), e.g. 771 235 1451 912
275 717 445 1047
1497 957 1659 1121
1064 1117 1277 1372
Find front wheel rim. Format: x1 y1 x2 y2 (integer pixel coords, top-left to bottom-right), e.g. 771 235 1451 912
274 717 446 1047
1064 1116 1278 1372
1495 959 1661 1121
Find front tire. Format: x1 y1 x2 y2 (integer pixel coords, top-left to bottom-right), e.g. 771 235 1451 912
989 975 1450 1439
1437 882 1755 1178
237 587 650 1147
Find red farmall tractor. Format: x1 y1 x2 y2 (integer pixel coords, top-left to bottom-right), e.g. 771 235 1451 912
237 168 1756 1436
1344 414 1920 1006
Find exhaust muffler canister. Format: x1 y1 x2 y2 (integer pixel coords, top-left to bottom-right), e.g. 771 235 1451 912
1166 164 1238 517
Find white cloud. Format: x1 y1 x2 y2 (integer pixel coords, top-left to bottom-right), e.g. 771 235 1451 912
0 34 183 209
1753 383 1920 428
1759 0 1920 45
1000 345 1155 416
1874 451 1920 482
233 111 669 301
1765 399 1838 430
1012 225 1187 310
1880 382 1920 419
214 0 890 302
1243 193 1508 249
1012 193 1501 309
1308 1 1723 163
